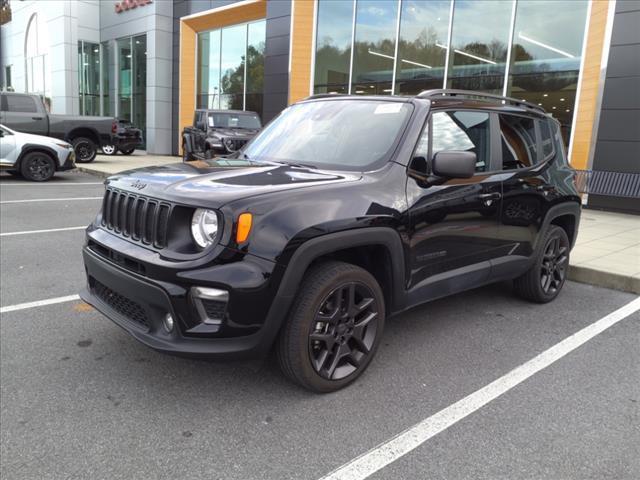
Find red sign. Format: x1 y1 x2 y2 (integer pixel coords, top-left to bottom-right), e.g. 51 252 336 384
115 0 152 14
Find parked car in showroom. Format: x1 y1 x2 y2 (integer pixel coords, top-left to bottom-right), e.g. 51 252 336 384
101 119 144 156
0 92 143 163
181 109 261 161
0 124 75 181
80 90 580 392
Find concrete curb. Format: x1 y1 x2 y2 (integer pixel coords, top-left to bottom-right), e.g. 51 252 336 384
74 166 112 179
569 265 640 295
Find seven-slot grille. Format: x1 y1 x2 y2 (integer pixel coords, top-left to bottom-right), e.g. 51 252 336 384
101 188 171 248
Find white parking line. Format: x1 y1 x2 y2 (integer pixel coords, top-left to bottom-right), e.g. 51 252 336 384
0 294 81 314
319 296 640 480
0 226 86 236
1 197 102 204
0 182 103 186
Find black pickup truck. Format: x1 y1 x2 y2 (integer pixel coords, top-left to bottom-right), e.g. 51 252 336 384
0 92 143 163
181 109 261 161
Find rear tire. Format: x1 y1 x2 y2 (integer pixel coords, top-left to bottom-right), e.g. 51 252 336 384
120 147 135 155
72 137 97 163
20 152 56 182
513 225 570 303
277 261 385 393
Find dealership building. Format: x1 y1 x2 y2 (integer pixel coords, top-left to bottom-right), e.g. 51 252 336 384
1 0 638 211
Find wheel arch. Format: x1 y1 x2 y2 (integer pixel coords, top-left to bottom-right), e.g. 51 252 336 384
66 127 100 145
16 144 60 169
277 228 407 316
540 201 581 250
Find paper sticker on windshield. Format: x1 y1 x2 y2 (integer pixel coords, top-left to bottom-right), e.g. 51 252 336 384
374 103 403 114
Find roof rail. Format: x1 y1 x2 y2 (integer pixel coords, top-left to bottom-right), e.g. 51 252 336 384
417 89 546 114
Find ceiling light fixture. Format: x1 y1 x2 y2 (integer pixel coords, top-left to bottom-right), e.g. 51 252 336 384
368 49 394 60
454 49 496 65
518 32 575 58
401 59 432 69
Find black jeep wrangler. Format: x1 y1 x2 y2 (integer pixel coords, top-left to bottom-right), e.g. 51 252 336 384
80 90 580 393
181 109 261 160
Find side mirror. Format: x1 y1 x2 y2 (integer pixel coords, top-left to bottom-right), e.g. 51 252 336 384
432 151 476 179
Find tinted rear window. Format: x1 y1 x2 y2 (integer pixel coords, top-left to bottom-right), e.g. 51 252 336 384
5 95 38 113
539 119 554 159
500 114 537 170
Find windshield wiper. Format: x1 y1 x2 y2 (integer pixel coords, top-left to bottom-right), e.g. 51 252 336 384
273 160 317 169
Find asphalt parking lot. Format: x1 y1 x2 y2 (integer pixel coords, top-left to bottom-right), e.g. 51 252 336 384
1 171 639 480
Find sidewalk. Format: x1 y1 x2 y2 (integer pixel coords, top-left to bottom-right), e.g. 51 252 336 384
75 151 180 177
569 209 640 294
76 154 639 294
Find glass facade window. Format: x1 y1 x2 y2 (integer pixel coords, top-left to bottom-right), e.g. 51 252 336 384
78 41 101 116
197 20 266 119
395 0 451 95
313 0 353 94
312 0 588 148
351 0 399 95
117 35 147 143
446 0 512 94
506 0 588 145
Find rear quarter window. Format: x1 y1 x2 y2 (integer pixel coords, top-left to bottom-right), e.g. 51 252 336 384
5 95 38 113
539 119 554 159
499 114 537 170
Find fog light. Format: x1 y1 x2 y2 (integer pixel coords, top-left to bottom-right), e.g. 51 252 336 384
163 313 175 333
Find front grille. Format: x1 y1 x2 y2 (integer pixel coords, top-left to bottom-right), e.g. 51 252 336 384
202 299 227 321
92 278 149 328
224 138 247 152
101 188 171 249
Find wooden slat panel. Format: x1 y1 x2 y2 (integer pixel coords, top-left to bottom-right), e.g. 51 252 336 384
570 0 611 169
289 0 315 104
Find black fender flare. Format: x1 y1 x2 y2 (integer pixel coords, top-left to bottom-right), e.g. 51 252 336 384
65 127 101 145
537 201 581 251
256 227 407 356
16 144 60 169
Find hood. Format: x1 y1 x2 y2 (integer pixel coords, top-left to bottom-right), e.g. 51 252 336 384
16 131 70 148
106 158 361 208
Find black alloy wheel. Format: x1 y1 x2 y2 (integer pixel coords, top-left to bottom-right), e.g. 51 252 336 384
514 225 570 303
540 233 569 296
278 261 385 393
72 137 97 163
309 282 379 381
20 152 55 182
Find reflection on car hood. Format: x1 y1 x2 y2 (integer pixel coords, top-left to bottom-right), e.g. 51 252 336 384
106 159 361 207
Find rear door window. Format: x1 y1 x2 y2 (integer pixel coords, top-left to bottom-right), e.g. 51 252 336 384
5 95 38 113
499 114 537 170
539 119 554 159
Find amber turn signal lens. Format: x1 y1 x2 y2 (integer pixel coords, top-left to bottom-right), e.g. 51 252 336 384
236 213 253 243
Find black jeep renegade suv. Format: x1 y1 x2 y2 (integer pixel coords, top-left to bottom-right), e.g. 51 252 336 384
80 90 580 393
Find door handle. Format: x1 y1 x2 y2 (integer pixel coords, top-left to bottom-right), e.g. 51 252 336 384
32 116 43 120
478 192 502 201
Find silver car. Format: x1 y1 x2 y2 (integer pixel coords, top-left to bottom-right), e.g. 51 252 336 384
0 124 75 181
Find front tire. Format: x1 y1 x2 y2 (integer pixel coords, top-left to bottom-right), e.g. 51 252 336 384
513 225 570 303
182 142 193 161
101 144 117 155
119 147 135 155
277 261 385 393
72 137 97 163
20 152 56 182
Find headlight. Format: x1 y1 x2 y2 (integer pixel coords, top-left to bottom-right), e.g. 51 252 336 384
191 208 219 248
55 142 72 149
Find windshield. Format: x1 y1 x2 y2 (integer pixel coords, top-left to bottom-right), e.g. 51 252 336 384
208 113 261 129
242 100 413 171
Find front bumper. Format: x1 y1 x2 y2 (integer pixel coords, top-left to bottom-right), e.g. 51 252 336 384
58 150 76 171
80 245 287 359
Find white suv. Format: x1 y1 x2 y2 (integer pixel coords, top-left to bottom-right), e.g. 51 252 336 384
0 124 76 181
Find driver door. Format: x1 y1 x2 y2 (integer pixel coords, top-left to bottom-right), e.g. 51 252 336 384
406 109 504 303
